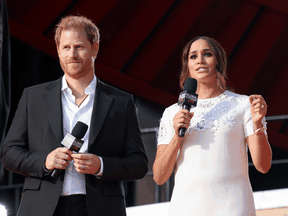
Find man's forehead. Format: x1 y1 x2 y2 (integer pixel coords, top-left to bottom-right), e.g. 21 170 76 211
61 27 85 35
59 27 87 43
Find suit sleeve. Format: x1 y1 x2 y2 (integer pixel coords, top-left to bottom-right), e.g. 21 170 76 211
1 88 47 178
100 95 148 181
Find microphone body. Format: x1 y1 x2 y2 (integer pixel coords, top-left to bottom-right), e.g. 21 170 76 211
178 78 198 137
51 121 88 178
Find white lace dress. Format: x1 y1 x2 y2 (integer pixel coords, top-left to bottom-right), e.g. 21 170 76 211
158 90 266 216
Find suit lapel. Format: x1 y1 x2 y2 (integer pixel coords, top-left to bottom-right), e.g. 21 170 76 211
43 78 63 147
89 79 113 149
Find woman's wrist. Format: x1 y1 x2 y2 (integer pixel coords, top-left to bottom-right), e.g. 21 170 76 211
172 134 183 144
254 126 265 135
253 120 263 131
253 119 268 135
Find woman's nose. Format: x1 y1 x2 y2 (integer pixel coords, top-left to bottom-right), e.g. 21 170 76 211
197 55 205 64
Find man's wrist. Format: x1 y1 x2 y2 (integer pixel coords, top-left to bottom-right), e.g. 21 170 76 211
93 156 103 178
43 164 52 175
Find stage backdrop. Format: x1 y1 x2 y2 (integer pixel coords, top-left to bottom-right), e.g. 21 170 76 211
0 0 11 181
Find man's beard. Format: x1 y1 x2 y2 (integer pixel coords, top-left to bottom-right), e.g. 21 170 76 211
60 58 93 79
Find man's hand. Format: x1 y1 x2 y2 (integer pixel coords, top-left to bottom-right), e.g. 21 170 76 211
45 147 73 170
71 153 101 174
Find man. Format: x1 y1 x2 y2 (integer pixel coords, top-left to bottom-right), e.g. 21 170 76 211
1 15 148 216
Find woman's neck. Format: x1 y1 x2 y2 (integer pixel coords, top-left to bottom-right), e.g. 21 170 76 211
196 82 224 99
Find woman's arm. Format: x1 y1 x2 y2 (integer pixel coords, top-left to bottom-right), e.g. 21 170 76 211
153 136 182 185
246 95 272 174
246 132 271 173
153 109 193 185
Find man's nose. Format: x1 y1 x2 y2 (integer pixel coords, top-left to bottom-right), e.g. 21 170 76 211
68 48 77 58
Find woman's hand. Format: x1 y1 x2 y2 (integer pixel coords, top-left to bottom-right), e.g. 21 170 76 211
249 95 267 129
247 95 271 174
173 109 193 134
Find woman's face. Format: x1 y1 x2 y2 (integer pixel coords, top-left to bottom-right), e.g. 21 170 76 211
188 39 217 83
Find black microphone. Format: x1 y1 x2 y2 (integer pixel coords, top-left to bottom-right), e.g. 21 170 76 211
178 77 198 137
51 121 88 178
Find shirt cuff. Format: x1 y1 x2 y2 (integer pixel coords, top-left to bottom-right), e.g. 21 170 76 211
43 164 52 176
93 156 103 178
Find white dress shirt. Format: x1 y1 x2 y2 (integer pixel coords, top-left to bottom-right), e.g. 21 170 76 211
60 75 102 196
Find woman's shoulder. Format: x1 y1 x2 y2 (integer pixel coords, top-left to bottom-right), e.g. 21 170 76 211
223 90 251 112
224 90 248 99
166 103 180 110
223 90 250 103
162 103 181 117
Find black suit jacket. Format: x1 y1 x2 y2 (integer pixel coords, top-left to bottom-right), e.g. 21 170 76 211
1 77 148 216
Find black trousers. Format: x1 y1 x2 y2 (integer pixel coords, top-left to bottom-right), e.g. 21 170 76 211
53 195 89 216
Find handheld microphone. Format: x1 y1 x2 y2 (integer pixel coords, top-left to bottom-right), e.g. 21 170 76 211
51 121 88 178
178 77 198 137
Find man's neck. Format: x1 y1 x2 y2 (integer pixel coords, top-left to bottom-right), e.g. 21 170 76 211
65 73 94 99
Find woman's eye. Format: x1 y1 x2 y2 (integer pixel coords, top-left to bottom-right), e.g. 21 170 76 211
204 52 213 57
189 55 197 59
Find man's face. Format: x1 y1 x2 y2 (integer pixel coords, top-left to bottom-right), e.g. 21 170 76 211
57 27 98 79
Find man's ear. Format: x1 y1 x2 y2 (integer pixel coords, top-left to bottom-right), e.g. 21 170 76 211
92 43 99 60
56 45 60 57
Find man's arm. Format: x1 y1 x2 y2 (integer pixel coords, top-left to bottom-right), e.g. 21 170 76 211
1 88 48 178
100 96 148 181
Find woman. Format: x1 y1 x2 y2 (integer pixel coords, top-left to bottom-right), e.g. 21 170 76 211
153 36 272 216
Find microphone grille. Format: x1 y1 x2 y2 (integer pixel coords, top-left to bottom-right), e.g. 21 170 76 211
183 77 197 93
71 121 88 139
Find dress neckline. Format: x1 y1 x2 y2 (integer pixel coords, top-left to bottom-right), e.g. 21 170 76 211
198 90 228 102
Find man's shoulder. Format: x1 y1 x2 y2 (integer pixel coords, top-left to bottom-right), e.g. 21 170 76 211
98 79 132 99
26 78 61 93
26 77 62 90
